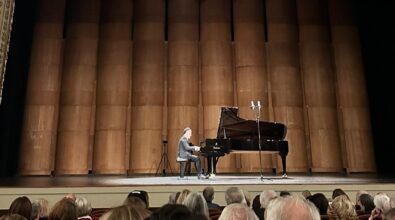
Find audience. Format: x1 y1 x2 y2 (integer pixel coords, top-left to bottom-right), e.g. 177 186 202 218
332 188 349 200
225 187 246 205
176 189 191 204
265 195 320 220
8 196 32 220
384 208 395 220
75 197 92 220
218 203 258 220
202 186 221 209
125 190 149 208
3 187 395 220
328 195 358 220
182 192 209 218
0 214 27 220
260 190 277 210
48 198 78 220
36 198 49 219
359 194 375 214
302 190 312 199
149 204 192 220
252 195 264 220
307 193 329 215
100 205 150 220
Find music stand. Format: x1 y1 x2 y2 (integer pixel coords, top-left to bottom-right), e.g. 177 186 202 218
155 140 174 176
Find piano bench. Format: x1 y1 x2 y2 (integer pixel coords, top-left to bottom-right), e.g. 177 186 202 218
176 157 189 178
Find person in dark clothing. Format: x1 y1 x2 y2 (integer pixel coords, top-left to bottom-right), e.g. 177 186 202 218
202 186 221 209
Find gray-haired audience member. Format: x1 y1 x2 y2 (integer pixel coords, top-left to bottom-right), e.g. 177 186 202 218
168 192 178 204
75 197 92 219
31 200 41 220
302 190 312 199
225 187 246 205
260 190 277 209
202 187 221 209
218 203 259 220
374 193 391 213
391 196 395 209
183 192 209 218
265 195 320 220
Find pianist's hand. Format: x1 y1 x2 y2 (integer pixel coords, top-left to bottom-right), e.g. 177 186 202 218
194 146 200 151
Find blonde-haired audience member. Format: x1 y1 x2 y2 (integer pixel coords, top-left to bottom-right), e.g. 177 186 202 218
183 192 209 218
219 203 258 220
225 187 246 205
265 195 320 220
328 195 358 220
176 189 191 204
36 198 49 218
75 197 92 220
100 205 150 220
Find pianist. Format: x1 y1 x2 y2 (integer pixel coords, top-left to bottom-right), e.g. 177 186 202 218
177 127 206 179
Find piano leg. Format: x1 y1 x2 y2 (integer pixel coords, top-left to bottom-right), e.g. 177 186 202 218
280 154 287 178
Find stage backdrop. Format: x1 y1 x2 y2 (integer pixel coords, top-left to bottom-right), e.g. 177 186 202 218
18 0 375 175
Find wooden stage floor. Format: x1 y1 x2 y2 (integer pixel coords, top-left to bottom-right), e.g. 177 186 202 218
1 173 395 209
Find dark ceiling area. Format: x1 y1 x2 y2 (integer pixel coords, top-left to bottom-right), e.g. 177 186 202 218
0 0 394 177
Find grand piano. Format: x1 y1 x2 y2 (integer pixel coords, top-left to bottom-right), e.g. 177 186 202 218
200 107 289 177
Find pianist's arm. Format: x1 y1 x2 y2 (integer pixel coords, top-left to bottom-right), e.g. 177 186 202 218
181 138 199 152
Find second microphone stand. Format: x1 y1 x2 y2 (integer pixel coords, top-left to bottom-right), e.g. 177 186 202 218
251 101 264 180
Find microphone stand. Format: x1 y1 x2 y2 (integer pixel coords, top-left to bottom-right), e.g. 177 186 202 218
251 101 264 181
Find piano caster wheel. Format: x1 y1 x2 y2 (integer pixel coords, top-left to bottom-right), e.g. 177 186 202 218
282 173 288 179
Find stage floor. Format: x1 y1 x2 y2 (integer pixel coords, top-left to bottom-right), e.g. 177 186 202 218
1 173 395 209
0 173 394 187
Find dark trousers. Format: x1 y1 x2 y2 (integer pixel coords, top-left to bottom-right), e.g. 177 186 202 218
180 155 202 177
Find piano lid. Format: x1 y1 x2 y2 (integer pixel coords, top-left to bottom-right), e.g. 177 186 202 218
216 107 287 140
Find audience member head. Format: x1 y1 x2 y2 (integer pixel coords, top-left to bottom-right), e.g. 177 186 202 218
124 195 147 209
149 204 192 220
48 198 78 220
75 196 92 217
202 186 215 203
101 205 150 220
356 190 369 204
183 192 209 218
374 193 391 213
168 192 178 204
391 197 395 209
176 189 191 204
126 190 149 208
302 190 312 199
259 190 277 209
328 195 358 220
0 214 27 220
307 193 329 215
252 195 261 210
359 193 375 213
280 191 291 197
225 187 246 205
243 189 252 207
332 188 348 200
9 196 32 220
31 200 41 220
65 193 76 201
218 203 258 220
384 208 395 220
36 198 49 218
265 195 320 220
